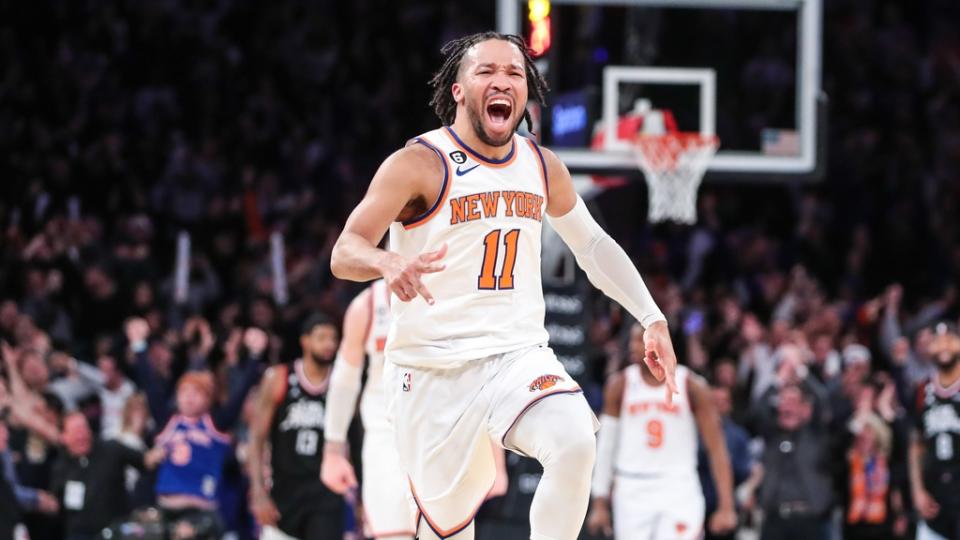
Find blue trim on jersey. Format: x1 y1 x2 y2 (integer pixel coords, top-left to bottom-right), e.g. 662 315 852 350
500 389 583 452
402 137 449 227
528 138 550 195
444 126 515 165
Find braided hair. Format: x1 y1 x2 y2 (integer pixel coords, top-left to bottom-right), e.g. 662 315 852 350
428 32 549 134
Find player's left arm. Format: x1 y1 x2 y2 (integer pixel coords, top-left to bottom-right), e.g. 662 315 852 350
320 289 370 495
542 147 678 402
688 373 737 534
324 288 371 451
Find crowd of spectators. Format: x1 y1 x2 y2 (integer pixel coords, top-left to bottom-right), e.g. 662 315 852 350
1 0 960 539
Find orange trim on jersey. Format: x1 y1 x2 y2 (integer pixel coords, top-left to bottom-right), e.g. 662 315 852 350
525 138 550 204
408 478 488 539
443 127 518 168
273 364 289 406
499 387 583 451
403 138 451 230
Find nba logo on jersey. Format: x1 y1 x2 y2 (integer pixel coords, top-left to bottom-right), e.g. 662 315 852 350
402 372 412 392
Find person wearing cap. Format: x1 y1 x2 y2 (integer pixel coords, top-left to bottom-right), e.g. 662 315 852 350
909 321 960 540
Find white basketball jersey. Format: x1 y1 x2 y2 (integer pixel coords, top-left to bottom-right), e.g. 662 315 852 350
386 126 551 369
360 279 392 431
615 364 698 478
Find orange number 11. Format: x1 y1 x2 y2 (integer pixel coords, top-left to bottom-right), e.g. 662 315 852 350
478 229 520 290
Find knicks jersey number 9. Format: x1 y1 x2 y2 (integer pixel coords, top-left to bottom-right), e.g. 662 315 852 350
646 419 664 448
478 229 520 290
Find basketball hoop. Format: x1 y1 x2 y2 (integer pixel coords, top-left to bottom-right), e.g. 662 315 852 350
631 132 718 224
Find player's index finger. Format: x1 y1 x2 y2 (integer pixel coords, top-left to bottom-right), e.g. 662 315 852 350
414 279 435 305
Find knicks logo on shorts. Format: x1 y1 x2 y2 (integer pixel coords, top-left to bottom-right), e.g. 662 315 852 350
528 374 564 392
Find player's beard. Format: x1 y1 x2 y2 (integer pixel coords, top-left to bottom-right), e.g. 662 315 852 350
306 351 335 367
467 98 522 147
936 353 959 373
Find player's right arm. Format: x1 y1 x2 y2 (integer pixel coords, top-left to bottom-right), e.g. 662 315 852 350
586 371 625 537
330 144 447 303
247 366 283 527
908 383 940 520
909 428 940 519
321 288 370 494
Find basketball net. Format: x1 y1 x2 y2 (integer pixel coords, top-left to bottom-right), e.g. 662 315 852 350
627 106 719 224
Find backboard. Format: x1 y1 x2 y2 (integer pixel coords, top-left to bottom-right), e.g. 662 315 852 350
498 0 824 179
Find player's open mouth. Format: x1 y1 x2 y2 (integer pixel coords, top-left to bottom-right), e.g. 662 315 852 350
485 97 513 128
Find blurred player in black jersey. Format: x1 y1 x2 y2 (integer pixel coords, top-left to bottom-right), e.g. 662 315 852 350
909 321 960 540
247 315 344 540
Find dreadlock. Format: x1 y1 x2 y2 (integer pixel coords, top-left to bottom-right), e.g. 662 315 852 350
428 32 549 134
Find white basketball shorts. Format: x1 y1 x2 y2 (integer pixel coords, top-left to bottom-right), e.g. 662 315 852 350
612 473 705 540
384 344 588 538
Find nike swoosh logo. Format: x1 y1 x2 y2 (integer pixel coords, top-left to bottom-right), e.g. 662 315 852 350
455 164 480 176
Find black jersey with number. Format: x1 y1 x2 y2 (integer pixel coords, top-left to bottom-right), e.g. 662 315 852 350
915 377 960 513
269 360 340 514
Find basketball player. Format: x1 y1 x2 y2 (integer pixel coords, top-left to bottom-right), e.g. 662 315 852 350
321 279 418 539
909 322 960 540
247 315 343 540
587 323 737 539
327 32 679 540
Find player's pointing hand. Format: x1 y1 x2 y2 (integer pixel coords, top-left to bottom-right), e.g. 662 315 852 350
382 243 447 305
643 320 680 405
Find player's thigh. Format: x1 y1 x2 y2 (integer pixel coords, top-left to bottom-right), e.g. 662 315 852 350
362 429 417 537
611 476 704 540
487 345 597 451
386 359 498 534
653 488 705 540
612 478 657 540
613 507 657 540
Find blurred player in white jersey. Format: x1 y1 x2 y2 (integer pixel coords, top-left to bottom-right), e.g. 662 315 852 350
588 323 738 539
327 31 679 540
321 279 418 539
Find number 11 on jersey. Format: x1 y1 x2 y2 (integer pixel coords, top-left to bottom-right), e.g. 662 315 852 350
478 229 520 290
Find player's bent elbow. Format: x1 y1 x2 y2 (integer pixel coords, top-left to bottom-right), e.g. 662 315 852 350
329 241 350 280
